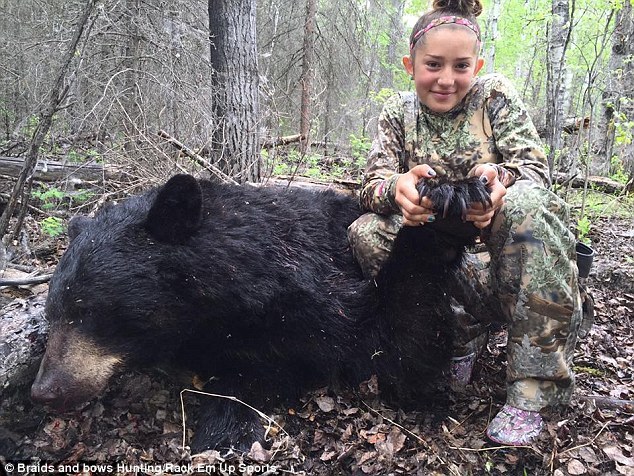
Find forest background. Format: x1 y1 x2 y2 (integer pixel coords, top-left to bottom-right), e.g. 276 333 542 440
0 2 633 472
0 0 632 233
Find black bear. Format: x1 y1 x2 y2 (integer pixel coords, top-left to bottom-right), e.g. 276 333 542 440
31 174 489 452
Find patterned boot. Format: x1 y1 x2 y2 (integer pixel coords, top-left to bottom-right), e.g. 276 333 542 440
486 404 544 446
449 352 476 390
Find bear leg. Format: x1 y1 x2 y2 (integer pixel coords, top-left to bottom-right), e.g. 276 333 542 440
190 397 265 454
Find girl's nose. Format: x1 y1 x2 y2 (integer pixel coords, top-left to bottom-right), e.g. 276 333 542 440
437 70 455 86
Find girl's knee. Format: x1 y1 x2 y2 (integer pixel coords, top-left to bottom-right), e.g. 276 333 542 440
347 213 401 278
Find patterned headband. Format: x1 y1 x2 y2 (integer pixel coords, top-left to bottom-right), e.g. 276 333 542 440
410 16 481 51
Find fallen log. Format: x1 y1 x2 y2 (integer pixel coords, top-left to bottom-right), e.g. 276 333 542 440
580 395 634 412
0 294 48 396
262 134 304 148
0 156 121 182
553 172 625 194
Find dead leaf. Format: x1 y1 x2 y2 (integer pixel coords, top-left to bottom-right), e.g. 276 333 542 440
320 450 336 461
603 446 634 467
567 459 586 475
376 427 406 456
315 395 335 412
616 463 634 476
247 441 271 463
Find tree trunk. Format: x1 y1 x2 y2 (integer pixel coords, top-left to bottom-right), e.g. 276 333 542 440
545 0 571 172
299 0 317 155
208 0 261 183
485 0 502 74
596 0 634 176
0 0 97 240
123 0 142 153
385 0 405 87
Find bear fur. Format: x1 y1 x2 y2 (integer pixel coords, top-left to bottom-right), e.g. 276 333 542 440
31 174 488 452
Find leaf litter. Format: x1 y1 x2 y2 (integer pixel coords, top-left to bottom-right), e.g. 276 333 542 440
0 216 632 475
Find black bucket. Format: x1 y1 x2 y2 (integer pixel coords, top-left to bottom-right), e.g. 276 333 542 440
576 242 595 279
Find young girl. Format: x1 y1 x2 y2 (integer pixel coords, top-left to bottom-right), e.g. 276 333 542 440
348 0 582 446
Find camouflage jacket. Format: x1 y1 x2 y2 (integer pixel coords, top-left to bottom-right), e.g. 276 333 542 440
360 73 550 214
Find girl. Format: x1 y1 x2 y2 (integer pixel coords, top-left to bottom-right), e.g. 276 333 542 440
348 0 582 446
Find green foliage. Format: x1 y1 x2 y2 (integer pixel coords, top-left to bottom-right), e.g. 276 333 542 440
39 216 65 238
23 115 39 136
576 215 592 244
574 365 604 376
67 148 102 163
568 189 634 245
303 153 325 179
610 155 629 184
614 108 633 147
31 184 94 210
369 88 397 106
32 185 65 210
349 133 371 163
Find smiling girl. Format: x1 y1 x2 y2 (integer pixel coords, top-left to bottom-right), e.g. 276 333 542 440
347 0 583 446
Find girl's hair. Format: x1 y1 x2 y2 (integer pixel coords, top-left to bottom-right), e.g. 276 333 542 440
409 0 483 53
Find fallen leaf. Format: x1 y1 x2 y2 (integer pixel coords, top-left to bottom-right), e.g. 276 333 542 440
315 395 335 412
376 427 406 455
603 446 634 467
567 458 586 475
247 441 271 463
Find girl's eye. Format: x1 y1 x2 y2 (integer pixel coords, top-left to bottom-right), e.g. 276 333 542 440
456 63 471 70
426 62 440 69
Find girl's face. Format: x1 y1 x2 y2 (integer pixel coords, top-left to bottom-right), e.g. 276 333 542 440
403 27 484 113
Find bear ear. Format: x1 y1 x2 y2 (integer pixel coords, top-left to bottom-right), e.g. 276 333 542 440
145 174 203 243
68 215 92 241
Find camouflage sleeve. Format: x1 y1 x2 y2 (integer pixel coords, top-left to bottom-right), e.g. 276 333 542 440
486 75 551 188
359 94 405 214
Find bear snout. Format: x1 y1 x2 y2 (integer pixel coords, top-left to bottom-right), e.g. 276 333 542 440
31 328 124 411
31 368 69 409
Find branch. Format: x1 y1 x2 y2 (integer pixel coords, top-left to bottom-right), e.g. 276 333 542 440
157 130 238 185
261 134 304 148
0 273 53 287
580 395 634 412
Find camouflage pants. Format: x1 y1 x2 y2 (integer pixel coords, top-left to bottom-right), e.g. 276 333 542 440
347 182 582 411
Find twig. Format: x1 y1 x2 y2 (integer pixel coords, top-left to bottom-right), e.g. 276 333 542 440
179 388 289 451
360 400 424 444
0 273 53 287
360 400 463 476
559 421 610 455
157 130 238 185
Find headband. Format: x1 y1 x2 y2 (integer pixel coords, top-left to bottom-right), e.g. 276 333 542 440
410 15 481 51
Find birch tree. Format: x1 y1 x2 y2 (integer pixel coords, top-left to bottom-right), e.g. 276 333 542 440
545 0 572 172
597 0 634 177
484 0 503 74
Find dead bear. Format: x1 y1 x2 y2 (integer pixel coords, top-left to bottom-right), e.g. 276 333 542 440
31 174 489 452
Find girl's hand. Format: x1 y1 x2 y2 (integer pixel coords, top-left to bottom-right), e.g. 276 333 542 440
395 164 437 226
466 164 507 229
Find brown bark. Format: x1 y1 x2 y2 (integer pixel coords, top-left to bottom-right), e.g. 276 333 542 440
208 0 261 183
298 0 317 154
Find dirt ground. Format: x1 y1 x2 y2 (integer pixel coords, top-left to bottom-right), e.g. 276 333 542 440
0 213 632 476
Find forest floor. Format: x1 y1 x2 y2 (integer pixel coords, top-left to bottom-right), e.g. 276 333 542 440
0 182 632 476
